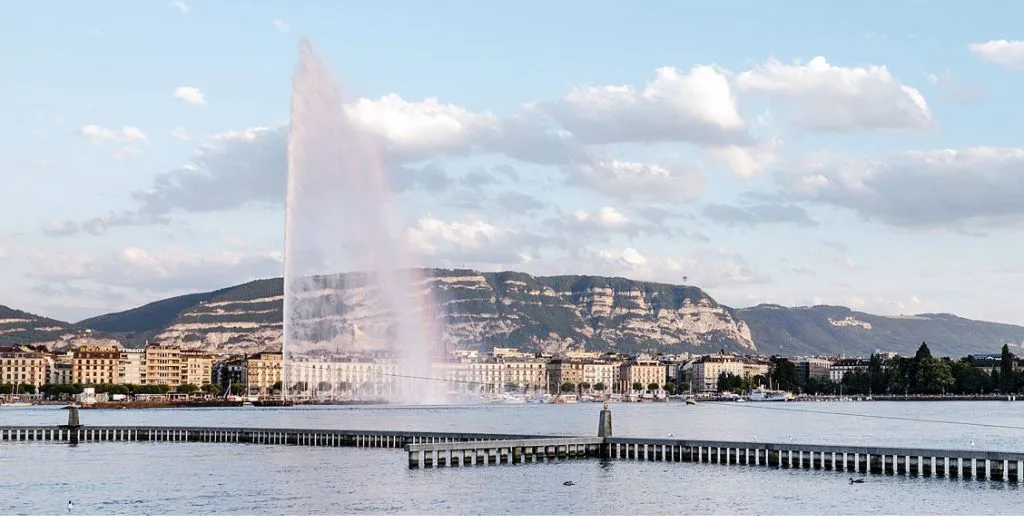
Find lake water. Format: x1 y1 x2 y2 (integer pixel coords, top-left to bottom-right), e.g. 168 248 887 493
1 401 1021 514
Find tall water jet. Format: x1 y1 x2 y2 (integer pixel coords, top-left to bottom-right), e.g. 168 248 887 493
282 39 448 405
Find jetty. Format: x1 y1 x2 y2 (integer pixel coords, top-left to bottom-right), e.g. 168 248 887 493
1 405 1021 482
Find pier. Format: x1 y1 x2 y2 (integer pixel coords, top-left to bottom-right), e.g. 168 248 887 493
2 406 1021 482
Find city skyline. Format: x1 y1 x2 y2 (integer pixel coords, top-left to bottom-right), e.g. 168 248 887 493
4 1 1024 325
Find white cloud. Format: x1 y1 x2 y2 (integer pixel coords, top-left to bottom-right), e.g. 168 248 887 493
273 19 290 33
172 86 206 105
538 65 750 146
778 147 1024 230
168 1 188 14
586 246 768 288
568 159 707 202
736 56 933 132
405 216 541 266
344 94 500 161
170 127 190 141
571 207 633 233
32 246 283 294
968 40 1024 69
76 124 148 145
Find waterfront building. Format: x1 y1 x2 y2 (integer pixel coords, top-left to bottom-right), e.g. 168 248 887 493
49 352 73 385
582 361 619 393
181 352 214 387
245 351 282 395
0 345 49 388
213 356 245 392
145 344 181 387
118 349 145 385
795 357 834 382
828 358 870 382
287 358 401 399
547 358 585 393
72 346 120 385
497 356 548 392
438 358 504 394
618 355 667 393
684 353 770 394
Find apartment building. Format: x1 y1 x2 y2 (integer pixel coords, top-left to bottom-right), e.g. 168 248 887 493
795 357 834 382
144 344 181 387
684 353 770 394
582 361 619 392
118 349 145 385
547 358 585 393
72 346 120 385
829 358 869 382
245 351 282 395
181 352 214 386
619 356 667 393
0 346 50 388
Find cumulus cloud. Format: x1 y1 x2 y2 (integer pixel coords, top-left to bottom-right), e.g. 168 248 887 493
76 125 147 145
75 125 148 159
537 65 750 146
31 246 283 294
702 203 818 227
585 246 769 288
567 159 707 202
405 216 543 265
273 19 290 33
172 86 206 105
776 147 1024 231
736 56 933 132
968 40 1024 69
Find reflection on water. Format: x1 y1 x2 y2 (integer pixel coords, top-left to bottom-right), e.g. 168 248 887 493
2 402 1023 514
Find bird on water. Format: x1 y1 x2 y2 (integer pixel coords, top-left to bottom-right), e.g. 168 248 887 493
67 501 74 513
849 477 864 484
563 481 575 486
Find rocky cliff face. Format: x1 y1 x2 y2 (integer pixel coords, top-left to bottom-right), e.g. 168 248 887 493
74 270 755 355
14 269 1024 358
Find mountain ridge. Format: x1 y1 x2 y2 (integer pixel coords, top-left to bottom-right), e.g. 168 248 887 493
4 269 1022 357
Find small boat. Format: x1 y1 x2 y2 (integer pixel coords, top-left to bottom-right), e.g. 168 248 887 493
747 387 790 402
685 398 697 406
0 401 32 408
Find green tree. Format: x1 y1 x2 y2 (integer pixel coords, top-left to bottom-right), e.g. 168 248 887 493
200 383 221 396
1000 344 1015 393
868 354 886 394
230 382 246 395
767 356 800 392
560 382 576 393
593 382 606 392
578 382 591 392
841 371 871 395
647 382 660 392
632 382 643 392
177 383 199 394
316 381 332 392
664 380 677 395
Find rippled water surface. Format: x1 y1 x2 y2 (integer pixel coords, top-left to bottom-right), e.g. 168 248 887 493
1 401 1021 514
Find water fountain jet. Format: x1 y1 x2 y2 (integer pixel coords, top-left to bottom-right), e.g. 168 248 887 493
282 39 449 405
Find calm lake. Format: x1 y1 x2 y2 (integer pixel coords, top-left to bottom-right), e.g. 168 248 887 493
1 401 1021 514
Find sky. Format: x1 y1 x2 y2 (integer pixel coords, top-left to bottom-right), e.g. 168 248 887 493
3 0 1024 324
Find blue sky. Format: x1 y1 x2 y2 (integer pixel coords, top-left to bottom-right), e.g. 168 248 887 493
3 0 1024 325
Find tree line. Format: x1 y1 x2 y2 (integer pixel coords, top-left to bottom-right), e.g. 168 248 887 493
717 343 1023 396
